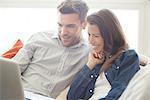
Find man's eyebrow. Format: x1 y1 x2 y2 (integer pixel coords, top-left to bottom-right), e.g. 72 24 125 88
57 23 76 27
66 24 76 26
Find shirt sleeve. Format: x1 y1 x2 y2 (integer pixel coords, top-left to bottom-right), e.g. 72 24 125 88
100 50 140 100
67 64 99 100
12 34 37 73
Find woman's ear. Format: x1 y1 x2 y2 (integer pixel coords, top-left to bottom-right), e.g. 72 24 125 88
81 21 87 29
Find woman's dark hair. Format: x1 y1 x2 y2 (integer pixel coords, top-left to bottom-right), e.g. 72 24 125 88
87 9 128 56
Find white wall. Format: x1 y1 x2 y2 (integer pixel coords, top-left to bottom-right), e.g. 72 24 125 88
140 1 150 57
0 0 146 8
0 0 149 57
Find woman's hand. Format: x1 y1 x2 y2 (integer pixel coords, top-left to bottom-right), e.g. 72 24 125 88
87 51 105 70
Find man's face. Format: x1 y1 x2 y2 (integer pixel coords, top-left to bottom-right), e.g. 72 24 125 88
58 13 84 47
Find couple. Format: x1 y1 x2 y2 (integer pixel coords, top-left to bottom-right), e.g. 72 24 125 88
12 0 140 100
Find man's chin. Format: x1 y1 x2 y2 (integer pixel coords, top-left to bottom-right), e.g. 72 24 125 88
62 41 72 47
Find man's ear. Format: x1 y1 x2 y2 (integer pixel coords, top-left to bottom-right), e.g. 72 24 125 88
81 21 87 29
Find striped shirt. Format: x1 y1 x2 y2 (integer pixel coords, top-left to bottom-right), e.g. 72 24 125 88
13 31 89 98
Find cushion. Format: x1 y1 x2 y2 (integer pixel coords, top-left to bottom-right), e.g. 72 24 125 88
119 64 150 100
1 39 23 59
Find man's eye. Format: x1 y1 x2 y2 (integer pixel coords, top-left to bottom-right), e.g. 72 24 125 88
66 25 76 28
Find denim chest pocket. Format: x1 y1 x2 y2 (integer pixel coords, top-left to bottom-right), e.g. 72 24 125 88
106 54 124 81
108 62 121 81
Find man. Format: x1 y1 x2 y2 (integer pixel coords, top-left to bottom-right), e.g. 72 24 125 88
12 0 89 98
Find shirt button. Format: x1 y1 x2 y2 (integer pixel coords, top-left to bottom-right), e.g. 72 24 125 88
94 74 98 78
116 66 120 69
90 75 94 78
89 89 93 93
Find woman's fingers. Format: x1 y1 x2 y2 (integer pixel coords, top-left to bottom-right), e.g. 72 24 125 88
98 52 105 59
93 52 99 58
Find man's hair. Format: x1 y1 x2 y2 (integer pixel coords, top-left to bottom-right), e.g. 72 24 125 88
57 0 89 22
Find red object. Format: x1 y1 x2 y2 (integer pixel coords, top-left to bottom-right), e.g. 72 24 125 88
2 39 23 59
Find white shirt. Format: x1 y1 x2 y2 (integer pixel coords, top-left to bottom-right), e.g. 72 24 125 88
13 31 89 98
89 72 111 100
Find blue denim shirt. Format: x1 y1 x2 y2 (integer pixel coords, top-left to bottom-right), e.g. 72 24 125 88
67 50 140 100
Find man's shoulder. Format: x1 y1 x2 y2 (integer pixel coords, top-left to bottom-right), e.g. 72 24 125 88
30 31 58 41
33 31 58 38
26 31 58 44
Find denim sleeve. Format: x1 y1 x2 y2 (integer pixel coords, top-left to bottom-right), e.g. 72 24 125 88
100 50 140 100
67 65 95 100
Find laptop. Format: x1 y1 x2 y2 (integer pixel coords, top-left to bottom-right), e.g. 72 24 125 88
0 57 24 100
0 57 55 100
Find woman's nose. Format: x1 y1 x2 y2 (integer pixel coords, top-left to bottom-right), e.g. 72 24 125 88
89 36 94 44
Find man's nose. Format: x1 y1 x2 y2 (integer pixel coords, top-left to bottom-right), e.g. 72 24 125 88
61 26 68 35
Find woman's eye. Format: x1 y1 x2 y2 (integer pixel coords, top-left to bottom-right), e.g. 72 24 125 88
94 34 101 37
94 35 99 37
88 33 100 38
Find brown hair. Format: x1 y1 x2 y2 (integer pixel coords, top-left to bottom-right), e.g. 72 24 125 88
57 0 89 22
87 9 128 72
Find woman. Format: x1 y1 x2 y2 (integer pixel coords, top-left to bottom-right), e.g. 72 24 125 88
67 9 140 100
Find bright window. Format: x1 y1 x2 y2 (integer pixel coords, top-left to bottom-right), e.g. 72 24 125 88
0 8 139 54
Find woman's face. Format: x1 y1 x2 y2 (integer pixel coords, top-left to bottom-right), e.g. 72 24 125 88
87 23 104 53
